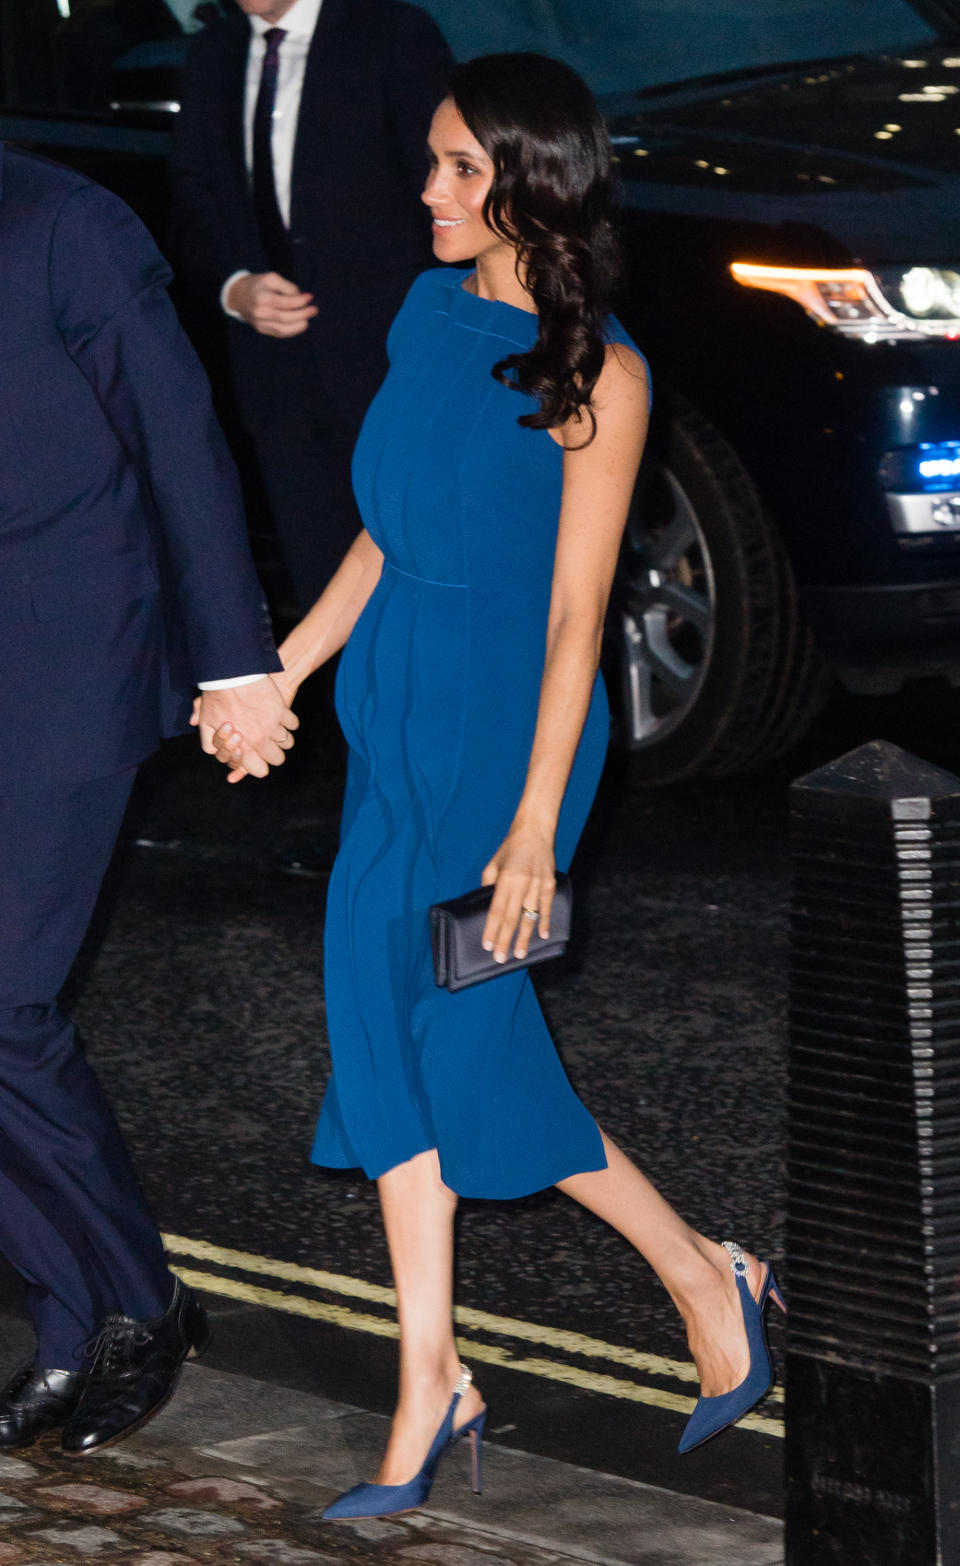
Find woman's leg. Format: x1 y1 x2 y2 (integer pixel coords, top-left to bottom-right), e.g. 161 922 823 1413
374 1149 485 1485
558 1131 764 1398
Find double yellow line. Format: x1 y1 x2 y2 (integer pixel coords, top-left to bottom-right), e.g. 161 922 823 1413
163 1232 783 1439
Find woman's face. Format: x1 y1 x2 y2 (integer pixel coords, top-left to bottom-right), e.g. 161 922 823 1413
422 98 512 266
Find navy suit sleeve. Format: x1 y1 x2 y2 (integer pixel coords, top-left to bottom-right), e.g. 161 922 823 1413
168 28 248 301
387 4 454 201
48 182 281 683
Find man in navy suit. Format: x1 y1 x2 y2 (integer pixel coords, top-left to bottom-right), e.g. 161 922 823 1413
0 142 297 1453
169 0 452 613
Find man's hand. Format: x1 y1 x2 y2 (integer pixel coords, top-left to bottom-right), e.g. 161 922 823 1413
225 272 318 338
191 675 299 778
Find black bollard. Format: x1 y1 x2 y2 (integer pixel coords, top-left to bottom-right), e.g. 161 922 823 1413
786 739 960 1565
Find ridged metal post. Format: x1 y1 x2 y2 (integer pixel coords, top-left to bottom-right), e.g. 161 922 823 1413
786 740 960 1565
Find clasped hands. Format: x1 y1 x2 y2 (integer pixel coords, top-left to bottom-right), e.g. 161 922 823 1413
195 683 556 957
191 675 298 781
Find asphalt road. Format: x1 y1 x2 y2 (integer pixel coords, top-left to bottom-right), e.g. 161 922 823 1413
11 672 960 1520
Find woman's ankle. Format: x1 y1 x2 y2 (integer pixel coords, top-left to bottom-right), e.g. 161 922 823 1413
397 1357 469 1406
663 1234 730 1320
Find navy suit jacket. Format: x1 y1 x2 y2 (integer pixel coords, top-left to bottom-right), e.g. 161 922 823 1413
0 144 281 790
169 0 452 429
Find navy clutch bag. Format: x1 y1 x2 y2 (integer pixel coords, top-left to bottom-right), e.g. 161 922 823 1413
429 874 572 992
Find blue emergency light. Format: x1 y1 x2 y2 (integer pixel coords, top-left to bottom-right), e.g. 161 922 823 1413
916 442 960 490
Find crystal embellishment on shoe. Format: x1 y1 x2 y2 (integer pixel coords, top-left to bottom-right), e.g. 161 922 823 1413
722 1239 749 1275
322 1363 486 1520
677 1241 786 1455
452 1364 473 1398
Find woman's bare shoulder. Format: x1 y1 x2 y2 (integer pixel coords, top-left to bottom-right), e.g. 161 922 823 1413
596 340 650 411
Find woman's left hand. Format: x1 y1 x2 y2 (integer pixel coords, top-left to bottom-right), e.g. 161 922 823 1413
481 823 556 963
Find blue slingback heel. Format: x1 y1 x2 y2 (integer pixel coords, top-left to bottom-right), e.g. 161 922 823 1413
678 1240 786 1454
322 1365 486 1520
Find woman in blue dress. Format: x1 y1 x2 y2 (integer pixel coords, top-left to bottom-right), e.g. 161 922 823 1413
213 52 783 1518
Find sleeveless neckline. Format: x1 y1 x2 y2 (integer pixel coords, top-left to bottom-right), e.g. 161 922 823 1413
459 271 537 316
436 269 539 347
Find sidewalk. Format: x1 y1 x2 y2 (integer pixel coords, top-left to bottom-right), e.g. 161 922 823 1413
0 1321 783 1566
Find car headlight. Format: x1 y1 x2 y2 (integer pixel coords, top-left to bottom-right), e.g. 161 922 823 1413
730 262 960 341
881 266 960 321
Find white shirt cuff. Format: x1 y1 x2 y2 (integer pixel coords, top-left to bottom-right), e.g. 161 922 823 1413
220 270 252 320
197 673 269 690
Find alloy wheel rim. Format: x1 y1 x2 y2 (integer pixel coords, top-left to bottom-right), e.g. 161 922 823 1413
619 469 716 747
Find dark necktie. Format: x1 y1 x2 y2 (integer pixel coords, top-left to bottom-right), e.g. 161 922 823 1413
252 26 295 279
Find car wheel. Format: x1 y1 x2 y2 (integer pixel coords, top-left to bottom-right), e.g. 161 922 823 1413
609 396 831 782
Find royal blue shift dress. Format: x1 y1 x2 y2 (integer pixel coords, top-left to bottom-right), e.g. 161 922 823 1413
311 267 643 1198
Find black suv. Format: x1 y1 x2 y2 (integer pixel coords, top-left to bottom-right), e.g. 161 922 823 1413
3 0 960 779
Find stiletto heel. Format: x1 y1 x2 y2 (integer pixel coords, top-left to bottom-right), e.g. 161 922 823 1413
678 1241 786 1455
322 1365 487 1520
467 1412 486 1494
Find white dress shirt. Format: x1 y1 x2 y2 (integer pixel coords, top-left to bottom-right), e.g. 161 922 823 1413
245 0 323 227
221 0 324 319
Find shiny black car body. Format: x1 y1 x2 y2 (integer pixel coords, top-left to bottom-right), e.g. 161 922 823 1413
4 1 960 777
606 34 960 775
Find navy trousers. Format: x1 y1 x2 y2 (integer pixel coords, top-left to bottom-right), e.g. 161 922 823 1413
0 767 172 1366
253 410 364 613
245 336 383 614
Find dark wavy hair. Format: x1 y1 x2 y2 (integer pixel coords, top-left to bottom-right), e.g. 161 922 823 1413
448 53 622 441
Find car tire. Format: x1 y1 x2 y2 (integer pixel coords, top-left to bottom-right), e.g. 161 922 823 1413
608 395 831 783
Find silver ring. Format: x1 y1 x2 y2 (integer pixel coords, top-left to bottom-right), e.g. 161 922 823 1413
521 906 539 921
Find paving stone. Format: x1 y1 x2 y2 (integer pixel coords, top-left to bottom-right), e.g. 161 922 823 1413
398 1548 519 1566
134 1555 198 1565
197 1417 363 1486
197 1427 325 1469
101 1451 166 1472
340 1518 408 1543
143 1370 348 1449
233 1544 340 1565
0 1333 782 1566
149 1507 248 1537
0 1462 37 1484
165 1477 281 1511
31 1524 124 1551
33 1483 148 1515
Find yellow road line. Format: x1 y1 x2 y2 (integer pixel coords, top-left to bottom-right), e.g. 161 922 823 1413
169 1262 784 1440
163 1232 783 1405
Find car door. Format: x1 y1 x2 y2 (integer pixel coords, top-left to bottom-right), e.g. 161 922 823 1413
0 0 202 231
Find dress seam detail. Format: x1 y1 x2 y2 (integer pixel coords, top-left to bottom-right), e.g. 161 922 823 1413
432 307 531 349
383 562 467 590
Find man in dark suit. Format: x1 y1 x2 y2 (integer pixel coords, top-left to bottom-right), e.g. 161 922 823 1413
169 0 452 612
0 142 296 1454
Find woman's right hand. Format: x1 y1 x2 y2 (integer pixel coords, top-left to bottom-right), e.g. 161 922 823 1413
272 665 301 711
211 664 302 782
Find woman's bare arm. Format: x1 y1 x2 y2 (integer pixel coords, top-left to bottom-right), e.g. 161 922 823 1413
276 527 384 700
481 345 650 960
212 527 383 778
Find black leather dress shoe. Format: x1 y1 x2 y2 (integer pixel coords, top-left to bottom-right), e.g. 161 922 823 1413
0 1362 88 1447
61 1279 210 1456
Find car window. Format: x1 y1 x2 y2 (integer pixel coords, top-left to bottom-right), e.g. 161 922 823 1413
0 0 947 115
419 0 943 96
0 0 195 114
